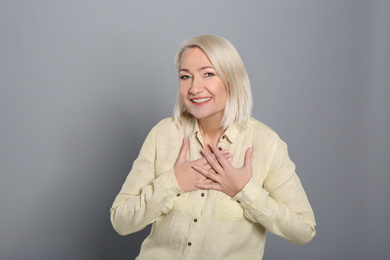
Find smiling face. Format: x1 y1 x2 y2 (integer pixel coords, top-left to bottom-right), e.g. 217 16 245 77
179 47 227 124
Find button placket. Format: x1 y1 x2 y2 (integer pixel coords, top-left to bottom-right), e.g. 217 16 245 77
192 190 206 223
218 134 227 151
184 190 206 253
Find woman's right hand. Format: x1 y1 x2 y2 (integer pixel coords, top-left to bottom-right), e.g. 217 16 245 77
174 138 232 193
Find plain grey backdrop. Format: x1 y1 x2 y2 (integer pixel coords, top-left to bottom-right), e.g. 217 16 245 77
1 1 389 259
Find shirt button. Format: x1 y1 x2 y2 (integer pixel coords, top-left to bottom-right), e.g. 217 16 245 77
236 200 241 203
222 135 226 139
194 218 198 222
218 147 222 151
188 242 192 246
176 193 181 197
201 193 205 197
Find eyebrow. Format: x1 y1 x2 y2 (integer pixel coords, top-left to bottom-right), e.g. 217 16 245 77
179 66 215 73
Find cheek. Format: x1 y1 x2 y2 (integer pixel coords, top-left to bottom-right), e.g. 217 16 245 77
179 88 186 99
218 86 228 103
179 87 189 104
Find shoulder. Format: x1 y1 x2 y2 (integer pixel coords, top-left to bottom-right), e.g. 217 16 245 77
151 117 179 132
246 117 279 140
242 117 287 153
149 117 186 140
247 118 292 158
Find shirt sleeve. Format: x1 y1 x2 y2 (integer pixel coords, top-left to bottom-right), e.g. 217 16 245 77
232 136 316 245
110 125 183 236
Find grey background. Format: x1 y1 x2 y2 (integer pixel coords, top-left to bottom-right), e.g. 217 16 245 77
1 1 389 259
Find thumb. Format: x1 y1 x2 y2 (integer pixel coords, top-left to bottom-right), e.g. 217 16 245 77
177 138 189 162
243 147 253 169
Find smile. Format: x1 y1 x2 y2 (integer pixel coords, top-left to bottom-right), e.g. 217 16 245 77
191 97 212 103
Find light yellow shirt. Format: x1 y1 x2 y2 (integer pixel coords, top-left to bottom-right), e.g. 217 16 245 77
110 117 316 259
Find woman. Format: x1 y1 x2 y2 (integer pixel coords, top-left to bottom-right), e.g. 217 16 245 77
110 35 316 259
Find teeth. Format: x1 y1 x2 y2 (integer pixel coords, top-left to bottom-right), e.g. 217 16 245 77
192 98 211 103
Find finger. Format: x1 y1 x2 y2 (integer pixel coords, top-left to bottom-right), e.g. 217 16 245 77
197 162 212 172
200 178 216 185
201 148 225 174
209 151 231 161
177 138 189 162
195 182 221 191
221 150 233 160
208 144 230 169
193 157 211 170
192 164 220 183
202 163 213 171
243 147 253 169
198 161 219 173
194 156 207 164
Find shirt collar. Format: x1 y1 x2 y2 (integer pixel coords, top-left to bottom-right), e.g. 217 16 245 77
186 118 199 137
223 122 240 144
186 118 240 144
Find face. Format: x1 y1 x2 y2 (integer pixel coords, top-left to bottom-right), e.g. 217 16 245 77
179 47 227 123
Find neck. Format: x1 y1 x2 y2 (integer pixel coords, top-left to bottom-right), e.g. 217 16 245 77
197 117 225 149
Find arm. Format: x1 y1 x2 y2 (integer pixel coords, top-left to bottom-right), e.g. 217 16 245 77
110 126 183 236
233 137 316 245
195 137 316 245
110 128 232 236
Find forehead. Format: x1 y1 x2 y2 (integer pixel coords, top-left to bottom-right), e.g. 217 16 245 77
179 47 213 69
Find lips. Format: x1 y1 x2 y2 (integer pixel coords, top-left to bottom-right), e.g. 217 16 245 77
191 97 212 104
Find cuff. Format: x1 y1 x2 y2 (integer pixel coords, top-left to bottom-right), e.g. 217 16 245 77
233 177 279 221
232 177 269 207
152 168 184 214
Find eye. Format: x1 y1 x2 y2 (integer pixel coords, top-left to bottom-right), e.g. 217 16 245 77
204 72 215 77
180 75 191 80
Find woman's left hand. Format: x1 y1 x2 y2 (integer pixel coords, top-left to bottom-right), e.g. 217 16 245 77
193 144 253 197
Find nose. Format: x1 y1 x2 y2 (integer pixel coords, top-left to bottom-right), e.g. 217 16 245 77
189 77 204 95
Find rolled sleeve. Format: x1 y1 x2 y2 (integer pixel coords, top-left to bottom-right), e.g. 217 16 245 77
152 168 184 214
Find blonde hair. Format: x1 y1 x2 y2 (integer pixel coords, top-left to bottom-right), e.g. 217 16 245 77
173 35 252 129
